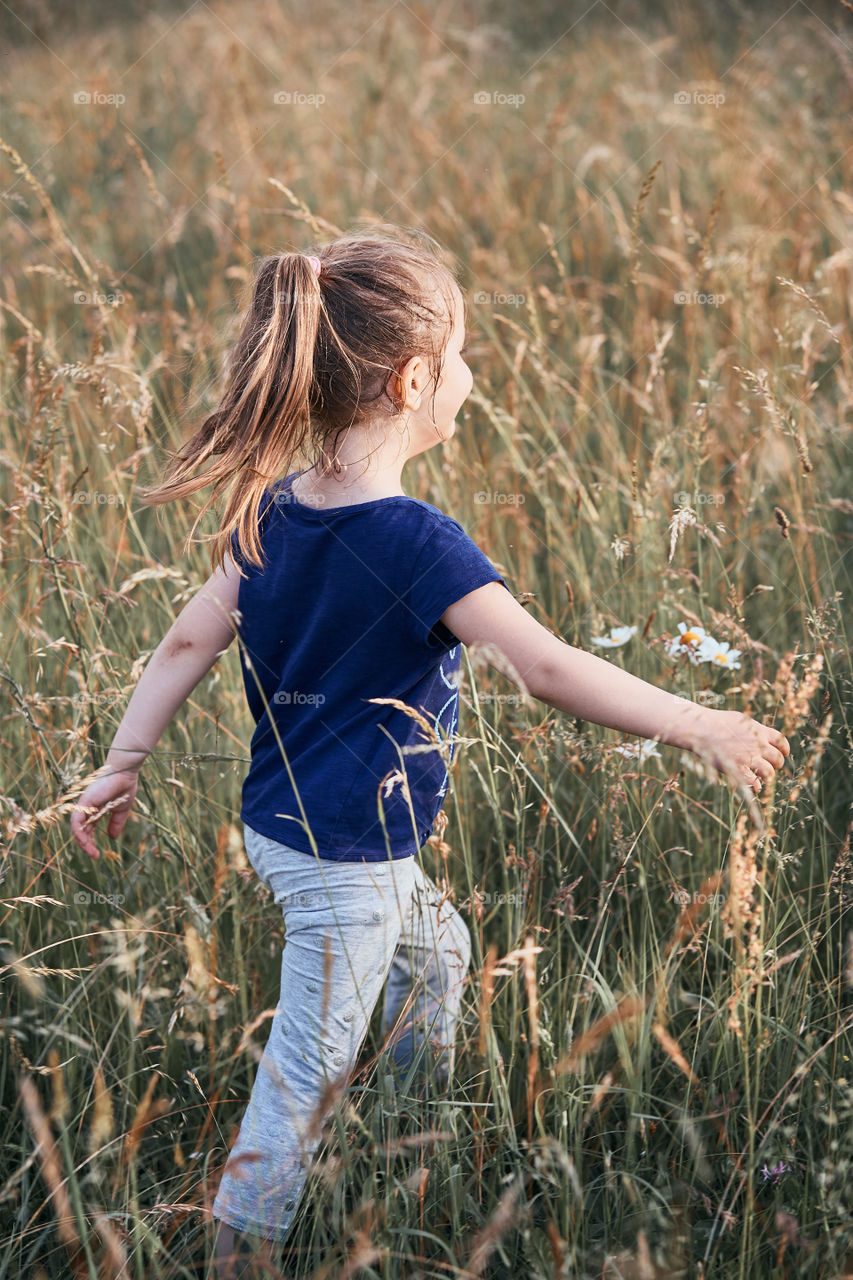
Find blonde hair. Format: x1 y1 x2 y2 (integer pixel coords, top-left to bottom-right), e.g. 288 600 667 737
138 222 462 573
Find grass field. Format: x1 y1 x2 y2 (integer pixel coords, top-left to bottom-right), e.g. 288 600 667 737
1 1 852 1276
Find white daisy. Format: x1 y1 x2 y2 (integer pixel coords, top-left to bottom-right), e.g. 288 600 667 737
697 638 742 670
664 622 712 665
590 624 638 648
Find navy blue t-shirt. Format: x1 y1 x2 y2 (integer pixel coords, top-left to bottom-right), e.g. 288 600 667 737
229 472 511 861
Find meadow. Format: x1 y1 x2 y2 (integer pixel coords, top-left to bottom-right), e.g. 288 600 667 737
1 0 852 1276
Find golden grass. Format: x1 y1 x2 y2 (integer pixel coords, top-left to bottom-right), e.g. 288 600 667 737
1 0 852 1276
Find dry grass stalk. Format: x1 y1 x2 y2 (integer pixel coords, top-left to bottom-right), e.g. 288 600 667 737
553 995 647 1076
18 1069 83 1268
773 646 825 738
720 810 765 1036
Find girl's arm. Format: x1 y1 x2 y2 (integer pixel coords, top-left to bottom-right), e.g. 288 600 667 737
104 555 243 774
70 556 242 858
440 581 790 792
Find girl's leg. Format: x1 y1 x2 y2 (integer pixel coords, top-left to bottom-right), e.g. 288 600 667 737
214 1221 279 1278
380 860 472 1084
211 831 417 1245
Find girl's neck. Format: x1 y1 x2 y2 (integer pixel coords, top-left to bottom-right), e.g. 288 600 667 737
290 466 406 507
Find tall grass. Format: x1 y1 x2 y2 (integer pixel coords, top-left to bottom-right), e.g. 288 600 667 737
1 1 851 1276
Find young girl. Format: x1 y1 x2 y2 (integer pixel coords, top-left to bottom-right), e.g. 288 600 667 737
70 224 790 1277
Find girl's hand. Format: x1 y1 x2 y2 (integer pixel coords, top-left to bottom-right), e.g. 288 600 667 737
692 708 791 796
70 768 140 860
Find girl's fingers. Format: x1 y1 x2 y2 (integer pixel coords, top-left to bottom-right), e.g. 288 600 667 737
740 769 762 794
72 804 102 856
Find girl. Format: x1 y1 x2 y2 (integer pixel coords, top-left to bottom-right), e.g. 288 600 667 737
70 224 790 1277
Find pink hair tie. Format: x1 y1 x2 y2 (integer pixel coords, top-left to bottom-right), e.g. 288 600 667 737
307 255 322 277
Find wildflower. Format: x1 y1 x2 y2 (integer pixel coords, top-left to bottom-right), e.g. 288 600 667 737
664 622 711 664
590 624 637 648
698 638 742 670
760 1160 791 1185
612 738 663 762
610 535 631 562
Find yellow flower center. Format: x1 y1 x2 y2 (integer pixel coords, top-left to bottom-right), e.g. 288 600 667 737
680 631 701 647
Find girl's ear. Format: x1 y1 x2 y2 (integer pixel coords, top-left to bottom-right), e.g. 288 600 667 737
398 354 430 409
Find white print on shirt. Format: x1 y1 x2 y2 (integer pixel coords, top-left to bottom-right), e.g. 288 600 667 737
434 645 460 802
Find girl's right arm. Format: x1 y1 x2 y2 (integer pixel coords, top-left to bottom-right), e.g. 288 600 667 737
440 581 790 796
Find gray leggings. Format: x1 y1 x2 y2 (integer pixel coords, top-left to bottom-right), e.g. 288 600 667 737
210 824 472 1242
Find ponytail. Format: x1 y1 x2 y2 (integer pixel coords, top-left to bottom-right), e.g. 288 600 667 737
138 252 323 573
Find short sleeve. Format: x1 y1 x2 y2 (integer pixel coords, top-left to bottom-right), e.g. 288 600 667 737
406 520 509 649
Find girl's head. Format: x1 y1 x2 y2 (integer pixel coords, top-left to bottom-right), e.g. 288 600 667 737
140 222 472 572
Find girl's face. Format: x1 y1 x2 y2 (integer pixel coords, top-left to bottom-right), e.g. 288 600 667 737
397 282 473 456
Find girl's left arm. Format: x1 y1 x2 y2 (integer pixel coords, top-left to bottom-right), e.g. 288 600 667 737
70 554 242 858
102 554 243 776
